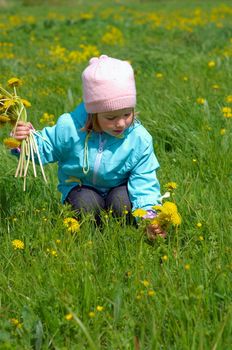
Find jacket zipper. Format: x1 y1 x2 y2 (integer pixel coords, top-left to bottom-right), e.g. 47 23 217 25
93 133 106 185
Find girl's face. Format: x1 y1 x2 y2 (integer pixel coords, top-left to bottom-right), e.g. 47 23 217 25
97 108 133 136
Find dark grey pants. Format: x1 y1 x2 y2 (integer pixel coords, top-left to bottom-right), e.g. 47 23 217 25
66 184 132 223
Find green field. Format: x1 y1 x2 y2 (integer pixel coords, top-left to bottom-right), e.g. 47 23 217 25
0 0 232 349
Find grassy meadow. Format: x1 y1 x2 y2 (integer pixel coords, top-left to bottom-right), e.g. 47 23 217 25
0 0 232 348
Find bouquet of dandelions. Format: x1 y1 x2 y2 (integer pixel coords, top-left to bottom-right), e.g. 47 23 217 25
0 77 47 191
132 182 181 239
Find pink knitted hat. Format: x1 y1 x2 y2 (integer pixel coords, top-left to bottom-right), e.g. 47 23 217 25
82 55 136 113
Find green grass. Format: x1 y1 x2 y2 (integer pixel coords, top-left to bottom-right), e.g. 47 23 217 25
0 0 232 349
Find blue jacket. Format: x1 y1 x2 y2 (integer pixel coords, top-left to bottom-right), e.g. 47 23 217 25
34 103 161 211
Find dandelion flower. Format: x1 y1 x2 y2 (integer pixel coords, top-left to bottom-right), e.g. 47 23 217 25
220 128 226 135
164 182 177 191
132 208 147 217
147 290 156 296
152 201 181 226
156 73 163 79
8 77 22 87
3 137 21 149
88 311 95 318
184 264 190 270
10 318 23 328
199 236 204 241
141 280 150 287
208 61 216 68
96 306 104 312
65 313 73 321
12 239 24 250
196 222 202 228
63 217 80 233
0 115 11 123
212 84 220 89
225 95 232 103
162 255 168 261
21 99 31 107
196 98 205 105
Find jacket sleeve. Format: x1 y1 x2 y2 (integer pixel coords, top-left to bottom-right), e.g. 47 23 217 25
127 140 161 211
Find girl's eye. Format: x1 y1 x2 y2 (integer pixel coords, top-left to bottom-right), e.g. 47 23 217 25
124 113 130 117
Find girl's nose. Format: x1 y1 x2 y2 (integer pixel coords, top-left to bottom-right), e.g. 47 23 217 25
115 118 125 128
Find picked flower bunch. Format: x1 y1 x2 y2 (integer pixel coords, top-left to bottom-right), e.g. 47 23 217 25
0 77 47 190
133 191 181 240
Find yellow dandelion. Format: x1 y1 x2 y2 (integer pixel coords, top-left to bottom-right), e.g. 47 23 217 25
123 210 128 215
212 84 220 89
220 128 226 135
196 222 202 228
51 250 58 257
88 311 95 318
21 99 31 107
164 182 177 191
8 77 22 87
63 217 80 233
208 61 216 68
56 239 61 244
0 115 11 123
141 280 150 287
3 99 16 109
10 318 23 328
96 305 104 312
3 137 21 149
182 76 188 81
147 290 156 296
65 313 73 321
192 158 197 163
152 201 181 226
222 107 231 113
225 95 232 103
199 236 204 241
196 98 205 105
156 73 163 79
184 264 190 270
162 255 168 261
132 208 147 217
12 239 24 250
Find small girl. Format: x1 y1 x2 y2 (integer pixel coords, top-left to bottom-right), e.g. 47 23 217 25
14 55 165 238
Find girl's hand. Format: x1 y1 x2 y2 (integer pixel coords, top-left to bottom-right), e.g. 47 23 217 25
12 121 33 140
146 223 166 240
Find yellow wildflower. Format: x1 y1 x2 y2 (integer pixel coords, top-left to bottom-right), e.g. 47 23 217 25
3 137 21 149
63 217 80 233
196 98 205 105
199 236 204 241
220 128 226 135
225 95 232 103
184 264 190 270
88 311 95 318
132 208 147 217
162 255 168 261
147 290 156 296
182 76 188 81
152 201 181 226
192 158 197 163
164 182 177 191
156 73 163 79
12 239 24 250
10 318 23 328
196 222 202 228
0 115 11 123
8 77 22 87
101 26 124 46
65 313 73 321
222 106 232 118
96 306 104 312
3 99 16 109
21 99 31 108
141 280 150 287
208 61 216 68
212 84 220 89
